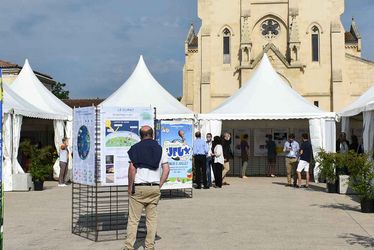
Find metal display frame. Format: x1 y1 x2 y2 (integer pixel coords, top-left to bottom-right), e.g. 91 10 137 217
72 107 193 242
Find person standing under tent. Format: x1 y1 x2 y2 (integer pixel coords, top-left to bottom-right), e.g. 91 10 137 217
240 134 249 179
336 132 350 175
296 133 313 188
283 134 299 187
206 133 213 187
222 132 233 185
193 131 209 189
349 135 363 154
265 134 277 177
124 126 170 250
58 137 69 187
212 136 224 188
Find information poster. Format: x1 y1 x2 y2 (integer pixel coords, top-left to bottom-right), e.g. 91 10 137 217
100 107 153 186
233 129 250 156
273 128 289 155
0 69 3 248
160 120 193 190
73 107 96 186
254 128 272 156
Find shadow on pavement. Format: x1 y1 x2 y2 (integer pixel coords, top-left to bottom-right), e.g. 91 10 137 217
339 233 374 248
310 203 360 212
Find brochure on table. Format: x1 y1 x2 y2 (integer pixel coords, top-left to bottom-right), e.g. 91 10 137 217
100 107 154 186
158 120 193 190
73 107 96 186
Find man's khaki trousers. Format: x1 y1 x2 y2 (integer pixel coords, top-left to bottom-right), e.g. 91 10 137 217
124 186 161 250
285 157 297 185
222 161 230 183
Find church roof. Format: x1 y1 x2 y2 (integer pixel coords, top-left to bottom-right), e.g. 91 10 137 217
199 54 336 120
345 32 358 44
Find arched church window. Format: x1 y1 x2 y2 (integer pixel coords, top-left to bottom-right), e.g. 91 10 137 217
311 26 320 62
223 28 231 64
261 19 280 39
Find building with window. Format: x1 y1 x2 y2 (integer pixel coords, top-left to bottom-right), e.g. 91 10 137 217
182 0 374 113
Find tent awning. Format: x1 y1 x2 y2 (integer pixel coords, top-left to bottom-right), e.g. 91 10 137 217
100 56 194 119
340 84 374 117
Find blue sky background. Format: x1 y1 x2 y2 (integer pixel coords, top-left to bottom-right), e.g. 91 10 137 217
0 0 372 99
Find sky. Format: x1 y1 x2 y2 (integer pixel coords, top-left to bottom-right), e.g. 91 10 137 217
0 0 373 99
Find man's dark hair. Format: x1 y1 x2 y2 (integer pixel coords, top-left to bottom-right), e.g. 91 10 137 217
302 133 309 140
206 133 212 137
267 134 273 140
140 126 153 139
289 134 295 139
195 131 201 138
243 134 248 139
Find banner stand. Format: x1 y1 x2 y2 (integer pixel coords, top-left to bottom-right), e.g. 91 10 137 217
71 107 193 242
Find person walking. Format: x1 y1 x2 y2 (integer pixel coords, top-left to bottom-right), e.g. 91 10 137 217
206 133 213 187
124 126 170 250
240 134 249 179
212 136 224 188
193 131 209 189
58 137 69 187
265 134 277 177
296 133 313 188
222 132 233 185
283 134 299 187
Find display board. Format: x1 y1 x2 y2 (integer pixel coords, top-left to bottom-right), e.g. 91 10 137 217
159 120 193 190
100 107 154 186
273 128 289 155
0 69 3 248
254 128 273 156
233 129 250 156
73 107 96 186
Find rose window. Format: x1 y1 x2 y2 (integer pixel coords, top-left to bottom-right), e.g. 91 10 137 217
261 19 280 39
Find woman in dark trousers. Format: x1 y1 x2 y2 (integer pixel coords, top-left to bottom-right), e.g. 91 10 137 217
212 136 224 188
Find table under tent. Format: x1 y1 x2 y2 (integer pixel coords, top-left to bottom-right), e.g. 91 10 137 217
6 59 72 189
340 84 374 155
198 54 337 180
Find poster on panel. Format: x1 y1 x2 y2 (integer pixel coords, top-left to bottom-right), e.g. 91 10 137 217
160 120 193 190
254 128 272 156
100 107 154 186
0 69 3 248
233 129 251 156
273 128 289 155
73 107 96 185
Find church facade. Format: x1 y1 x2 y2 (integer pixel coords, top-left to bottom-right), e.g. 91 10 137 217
182 0 374 113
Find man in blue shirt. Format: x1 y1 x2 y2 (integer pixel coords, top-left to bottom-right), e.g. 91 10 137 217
283 134 300 187
193 131 209 189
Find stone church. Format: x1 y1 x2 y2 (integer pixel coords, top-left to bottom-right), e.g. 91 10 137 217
182 0 374 113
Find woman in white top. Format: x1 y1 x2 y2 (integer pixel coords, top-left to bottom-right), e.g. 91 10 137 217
212 136 224 188
58 138 69 187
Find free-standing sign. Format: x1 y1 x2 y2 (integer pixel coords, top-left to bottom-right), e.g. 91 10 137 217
73 107 96 186
100 107 154 186
159 120 193 190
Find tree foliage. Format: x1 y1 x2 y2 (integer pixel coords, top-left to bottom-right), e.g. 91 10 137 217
51 81 69 99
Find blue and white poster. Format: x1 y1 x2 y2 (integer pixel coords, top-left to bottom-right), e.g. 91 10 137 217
73 107 96 186
160 120 193 190
0 69 3 248
100 107 154 186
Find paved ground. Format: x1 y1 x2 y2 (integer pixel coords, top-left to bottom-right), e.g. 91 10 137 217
4 177 374 250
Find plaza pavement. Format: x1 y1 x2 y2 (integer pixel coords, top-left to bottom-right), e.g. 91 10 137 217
4 177 374 250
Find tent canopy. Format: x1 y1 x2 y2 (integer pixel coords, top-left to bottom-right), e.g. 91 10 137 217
340 84 374 117
3 84 55 119
100 56 194 120
10 59 72 120
199 54 336 120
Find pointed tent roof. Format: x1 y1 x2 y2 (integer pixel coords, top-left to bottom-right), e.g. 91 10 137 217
4 84 56 119
100 56 194 119
10 59 72 120
340 84 374 117
199 54 336 120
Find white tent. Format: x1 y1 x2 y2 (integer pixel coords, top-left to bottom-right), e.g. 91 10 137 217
9 59 73 182
199 54 337 180
340 84 374 155
100 56 194 120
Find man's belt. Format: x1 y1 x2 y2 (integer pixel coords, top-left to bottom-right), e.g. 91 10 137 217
135 183 159 186
286 156 297 159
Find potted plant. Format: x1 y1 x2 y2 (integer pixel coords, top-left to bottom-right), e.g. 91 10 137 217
345 151 374 213
20 140 55 191
316 150 339 193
